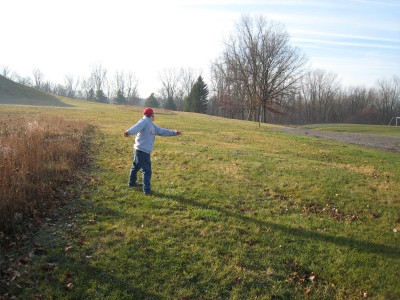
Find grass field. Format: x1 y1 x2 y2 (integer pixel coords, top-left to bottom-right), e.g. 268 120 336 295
1 98 399 299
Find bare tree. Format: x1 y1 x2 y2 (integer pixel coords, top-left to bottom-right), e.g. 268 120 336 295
300 69 340 123
64 74 79 98
159 68 180 100
89 63 108 103
80 77 96 100
90 63 107 92
213 15 308 124
176 67 199 111
114 71 126 96
376 75 400 123
1 66 11 78
125 71 139 105
13 74 33 86
32 68 44 89
211 60 246 118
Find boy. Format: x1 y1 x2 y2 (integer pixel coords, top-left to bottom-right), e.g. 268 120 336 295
124 108 182 195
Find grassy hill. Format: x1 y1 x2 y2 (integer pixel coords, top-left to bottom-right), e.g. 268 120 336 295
1 100 399 299
0 75 72 107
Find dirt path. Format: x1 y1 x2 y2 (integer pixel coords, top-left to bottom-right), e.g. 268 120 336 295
277 127 400 152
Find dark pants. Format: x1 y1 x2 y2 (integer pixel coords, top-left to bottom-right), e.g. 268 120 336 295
129 149 152 194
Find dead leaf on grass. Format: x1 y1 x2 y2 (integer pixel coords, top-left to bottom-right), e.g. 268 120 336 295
18 255 31 265
40 263 56 272
4 268 21 281
66 282 74 290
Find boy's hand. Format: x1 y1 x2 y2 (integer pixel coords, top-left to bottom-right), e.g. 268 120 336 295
176 131 182 136
124 131 129 137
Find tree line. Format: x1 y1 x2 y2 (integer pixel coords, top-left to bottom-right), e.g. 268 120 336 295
2 15 399 125
1 63 209 114
208 15 399 125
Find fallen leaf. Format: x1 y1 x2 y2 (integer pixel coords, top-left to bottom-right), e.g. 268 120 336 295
78 236 85 245
40 263 56 272
18 255 31 265
66 283 74 290
5 268 21 281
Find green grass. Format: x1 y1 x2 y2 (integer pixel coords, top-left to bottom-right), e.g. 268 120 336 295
1 99 400 299
299 123 400 137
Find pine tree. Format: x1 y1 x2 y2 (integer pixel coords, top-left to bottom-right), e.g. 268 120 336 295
163 96 177 110
95 89 108 103
87 88 95 101
114 89 127 105
144 93 160 108
185 76 209 113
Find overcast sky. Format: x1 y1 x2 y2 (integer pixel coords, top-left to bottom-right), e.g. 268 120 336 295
1 0 399 98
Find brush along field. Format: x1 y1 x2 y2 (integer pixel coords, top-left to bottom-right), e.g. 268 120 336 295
1 99 399 299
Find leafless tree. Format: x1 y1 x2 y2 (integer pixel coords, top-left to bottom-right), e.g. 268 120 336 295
376 75 400 123
90 63 107 92
211 60 246 118
13 74 33 86
345 87 370 116
32 68 44 89
158 67 198 111
64 74 79 98
300 69 341 123
116 71 127 94
214 15 308 124
159 68 180 100
80 77 95 100
1 66 11 78
179 68 198 96
125 72 139 104
111 70 139 105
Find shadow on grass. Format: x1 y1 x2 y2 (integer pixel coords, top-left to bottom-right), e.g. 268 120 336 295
156 192 400 258
36 255 162 299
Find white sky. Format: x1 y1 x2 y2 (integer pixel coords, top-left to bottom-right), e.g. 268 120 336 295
1 0 399 97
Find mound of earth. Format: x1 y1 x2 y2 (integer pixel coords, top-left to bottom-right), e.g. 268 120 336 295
0 75 72 107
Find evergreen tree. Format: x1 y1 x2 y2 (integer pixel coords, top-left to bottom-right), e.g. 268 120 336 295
95 89 108 103
114 89 127 105
185 76 209 113
87 88 95 101
144 93 160 108
163 96 177 110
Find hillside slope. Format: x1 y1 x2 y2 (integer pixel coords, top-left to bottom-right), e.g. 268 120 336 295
1 103 399 298
0 75 72 107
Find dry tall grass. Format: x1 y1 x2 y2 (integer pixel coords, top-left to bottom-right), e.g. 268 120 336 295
0 115 91 233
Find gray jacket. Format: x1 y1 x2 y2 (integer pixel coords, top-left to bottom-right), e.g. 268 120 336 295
126 116 178 154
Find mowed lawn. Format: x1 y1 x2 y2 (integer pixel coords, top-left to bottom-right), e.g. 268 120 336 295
1 99 400 299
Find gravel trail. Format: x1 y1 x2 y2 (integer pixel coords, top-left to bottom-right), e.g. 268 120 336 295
277 127 400 152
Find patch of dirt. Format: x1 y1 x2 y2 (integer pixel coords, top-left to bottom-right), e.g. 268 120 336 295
277 128 400 152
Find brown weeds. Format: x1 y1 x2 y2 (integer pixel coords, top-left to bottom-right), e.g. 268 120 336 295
0 115 91 233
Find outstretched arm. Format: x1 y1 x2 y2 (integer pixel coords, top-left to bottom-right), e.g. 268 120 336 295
124 119 146 137
155 125 182 136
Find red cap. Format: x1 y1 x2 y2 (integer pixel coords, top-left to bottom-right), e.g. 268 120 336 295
143 108 154 116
